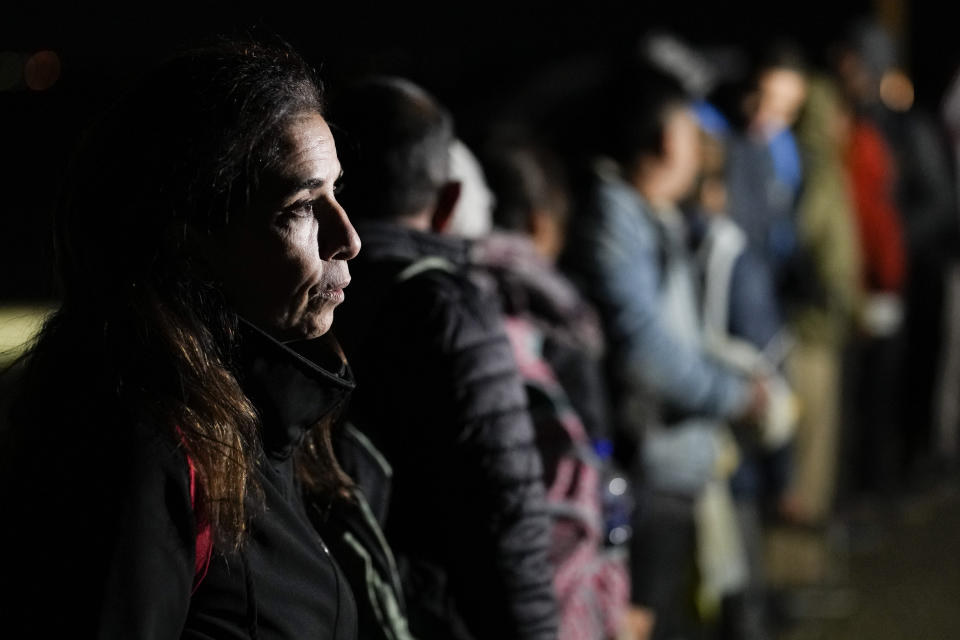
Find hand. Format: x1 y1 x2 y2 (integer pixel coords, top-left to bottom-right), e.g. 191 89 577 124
618 606 655 640
739 375 770 426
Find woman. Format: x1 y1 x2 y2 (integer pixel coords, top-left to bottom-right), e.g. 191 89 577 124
0 42 364 638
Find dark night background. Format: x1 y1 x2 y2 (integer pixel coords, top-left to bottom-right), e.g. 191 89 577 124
2 1 957 301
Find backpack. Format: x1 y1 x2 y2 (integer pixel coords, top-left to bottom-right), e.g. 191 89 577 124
500 316 629 640
393 255 629 639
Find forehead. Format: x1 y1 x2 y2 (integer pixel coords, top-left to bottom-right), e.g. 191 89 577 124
247 113 340 210
667 106 699 132
760 69 806 95
275 112 340 179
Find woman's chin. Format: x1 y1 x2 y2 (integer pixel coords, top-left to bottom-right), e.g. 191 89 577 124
280 311 334 343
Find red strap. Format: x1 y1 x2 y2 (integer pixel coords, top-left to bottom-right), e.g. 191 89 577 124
175 426 213 592
186 452 213 591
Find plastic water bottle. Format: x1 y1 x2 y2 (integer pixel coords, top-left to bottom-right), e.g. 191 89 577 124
593 438 634 547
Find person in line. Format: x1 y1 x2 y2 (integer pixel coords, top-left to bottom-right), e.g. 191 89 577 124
0 41 378 638
475 136 611 445
331 77 558 640
684 101 797 640
722 42 812 320
473 136 631 639
561 64 768 640
837 20 958 489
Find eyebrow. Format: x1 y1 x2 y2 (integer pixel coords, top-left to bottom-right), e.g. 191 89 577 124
293 170 344 192
295 178 325 191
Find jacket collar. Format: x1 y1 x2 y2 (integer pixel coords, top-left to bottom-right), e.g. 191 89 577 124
353 220 472 268
236 319 355 460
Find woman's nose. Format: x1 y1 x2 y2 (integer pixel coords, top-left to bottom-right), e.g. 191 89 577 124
319 199 361 261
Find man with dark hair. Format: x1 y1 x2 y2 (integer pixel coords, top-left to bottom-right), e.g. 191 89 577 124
331 77 558 640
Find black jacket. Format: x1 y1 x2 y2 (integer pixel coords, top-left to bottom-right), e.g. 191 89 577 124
334 221 558 640
0 320 358 639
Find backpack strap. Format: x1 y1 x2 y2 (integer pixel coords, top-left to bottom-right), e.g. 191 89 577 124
186 451 213 592
175 426 213 592
394 255 457 284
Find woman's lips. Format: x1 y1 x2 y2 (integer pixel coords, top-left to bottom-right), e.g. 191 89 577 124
315 279 349 303
319 288 344 303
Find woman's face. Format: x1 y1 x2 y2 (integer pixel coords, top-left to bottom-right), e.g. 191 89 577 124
211 112 361 342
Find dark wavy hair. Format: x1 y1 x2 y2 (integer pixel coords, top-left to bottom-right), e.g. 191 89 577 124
8 40 342 549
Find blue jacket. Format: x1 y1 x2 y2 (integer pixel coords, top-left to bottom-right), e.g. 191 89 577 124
564 167 750 429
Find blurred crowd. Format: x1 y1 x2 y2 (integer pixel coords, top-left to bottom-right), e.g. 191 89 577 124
395 17 960 640
3 14 960 640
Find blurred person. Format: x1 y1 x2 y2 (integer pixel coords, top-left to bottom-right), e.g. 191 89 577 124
685 102 798 640
446 137 497 239
0 42 375 638
837 65 908 517
782 74 863 529
687 104 787 365
713 48 862 599
330 77 558 640
475 136 611 443
836 20 959 487
747 75 864 627
561 64 768 640
430 132 633 639
473 136 631 639
722 42 817 320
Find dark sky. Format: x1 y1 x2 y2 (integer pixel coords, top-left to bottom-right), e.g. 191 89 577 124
2 1 957 299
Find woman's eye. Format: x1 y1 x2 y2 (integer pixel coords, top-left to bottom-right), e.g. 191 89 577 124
284 199 315 218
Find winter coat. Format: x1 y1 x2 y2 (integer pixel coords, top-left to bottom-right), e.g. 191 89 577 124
562 164 751 444
333 221 558 640
847 119 907 293
473 231 611 442
793 75 863 347
0 319 359 639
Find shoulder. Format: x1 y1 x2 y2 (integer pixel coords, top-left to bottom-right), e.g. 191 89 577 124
593 177 653 230
571 178 657 264
404 263 507 348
